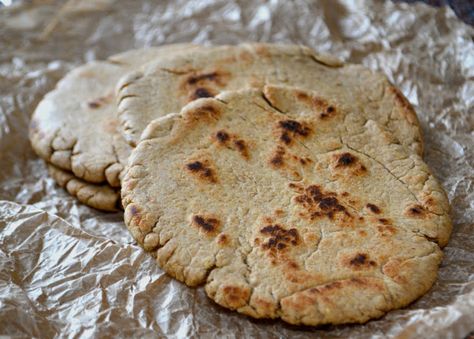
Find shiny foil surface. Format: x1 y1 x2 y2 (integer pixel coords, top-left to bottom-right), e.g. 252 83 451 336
0 0 473 337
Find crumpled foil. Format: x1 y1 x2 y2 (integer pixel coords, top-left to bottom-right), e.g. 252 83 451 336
0 0 473 337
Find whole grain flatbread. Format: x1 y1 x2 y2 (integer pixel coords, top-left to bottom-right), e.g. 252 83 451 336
122 86 451 326
29 44 197 187
117 43 423 155
47 163 120 211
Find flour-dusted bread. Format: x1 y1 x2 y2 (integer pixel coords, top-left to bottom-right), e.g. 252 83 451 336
121 86 451 326
29 44 198 188
47 163 120 211
117 43 423 155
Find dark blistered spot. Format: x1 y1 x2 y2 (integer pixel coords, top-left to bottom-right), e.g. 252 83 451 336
203 168 213 178
278 120 311 136
333 152 367 175
192 215 220 234
318 197 341 210
88 101 100 109
186 161 203 171
185 160 217 183
260 224 300 253
366 203 381 214
327 106 335 113
193 87 214 99
294 185 351 221
349 253 376 267
307 185 324 201
270 155 284 167
337 153 356 166
233 139 249 159
269 147 285 168
280 132 291 144
187 72 219 85
378 218 391 225
216 130 229 143
409 205 424 215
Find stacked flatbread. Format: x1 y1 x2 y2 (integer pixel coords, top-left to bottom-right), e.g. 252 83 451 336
29 43 452 326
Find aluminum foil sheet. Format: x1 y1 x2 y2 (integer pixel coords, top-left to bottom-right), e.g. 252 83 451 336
0 0 473 337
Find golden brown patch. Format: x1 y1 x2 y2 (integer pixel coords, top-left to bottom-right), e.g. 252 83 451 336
294 185 352 221
252 297 276 318
277 119 312 145
294 89 337 120
311 281 343 293
388 86 418 125
274 209 285 217
358 230 367 237
185 160 218 183
377 225 397 237
191 215 221 235
103 119 118 134
222 285 251 309
254 44 271 57
405 204 427 218
239 50 254 63
286 260 300 270
332 152 367 176
185 103 221 124
382 259 409 285
345 253 377 270
366 203 381 214
259 224 300 253
217 233 229 246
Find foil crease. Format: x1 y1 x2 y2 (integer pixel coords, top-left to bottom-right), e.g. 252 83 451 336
0 0 473 337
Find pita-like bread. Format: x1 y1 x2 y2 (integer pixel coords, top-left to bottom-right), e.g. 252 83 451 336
29 44 197 187
117 43 423 155
47 163 120 211
122 86 451 326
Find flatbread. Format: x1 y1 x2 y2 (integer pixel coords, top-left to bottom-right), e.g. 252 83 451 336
29 44 197 187
122 86 451 326
117 43 423 156
47 163 120 212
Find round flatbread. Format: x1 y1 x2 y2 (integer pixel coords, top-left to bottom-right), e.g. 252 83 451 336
117 43 423 156
47 163 120 212
122 86 451 326
29 44 198 187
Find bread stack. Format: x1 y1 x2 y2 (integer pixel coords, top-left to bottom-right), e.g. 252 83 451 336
29 43 452 326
